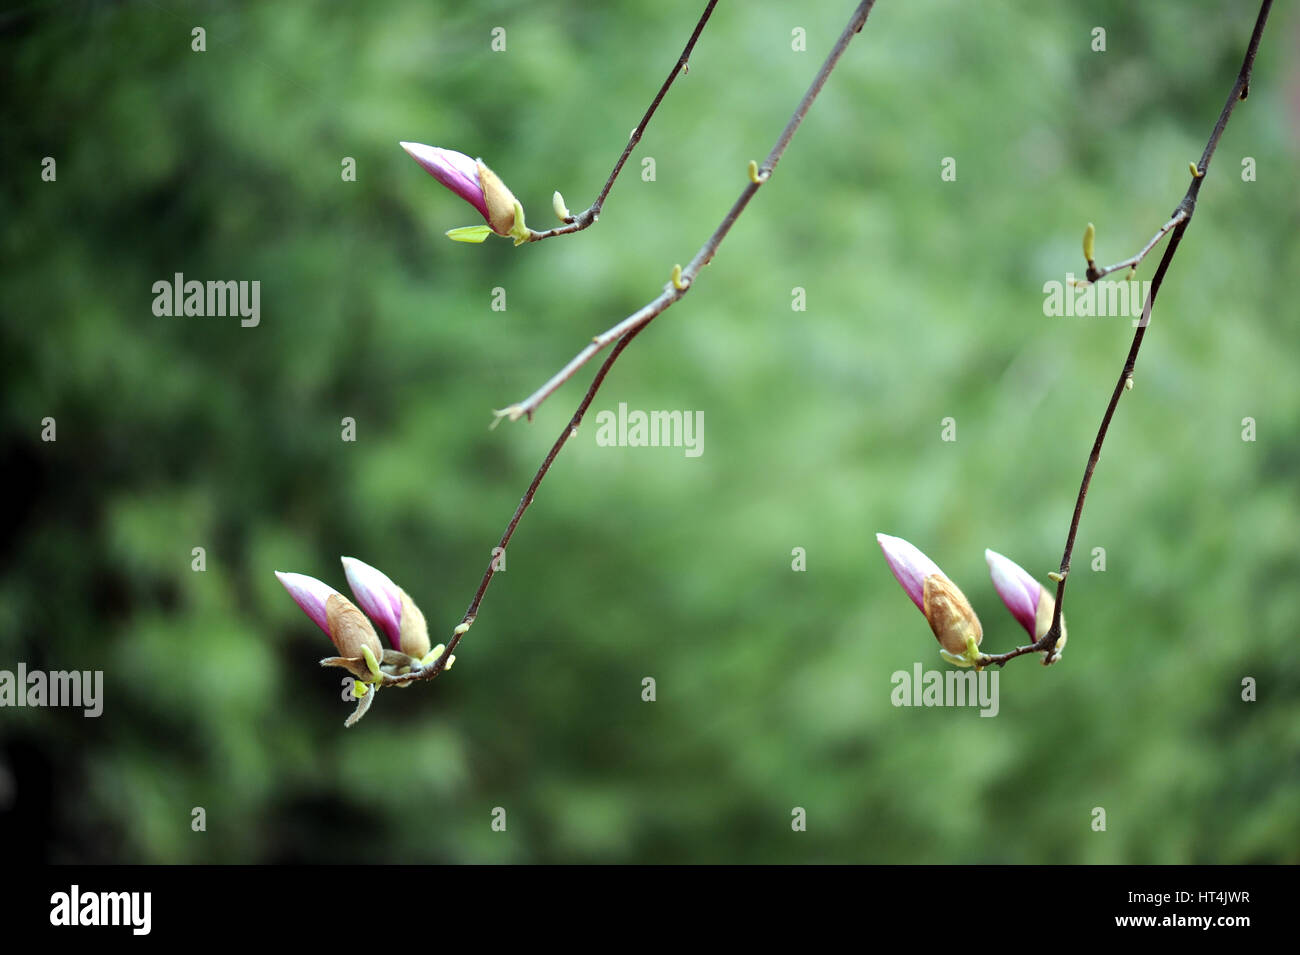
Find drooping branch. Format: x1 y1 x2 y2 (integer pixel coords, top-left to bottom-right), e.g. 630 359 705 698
525 0 719 243
984 0 1274 669
384 0 882 689
380 323 648 688
500 1 880 423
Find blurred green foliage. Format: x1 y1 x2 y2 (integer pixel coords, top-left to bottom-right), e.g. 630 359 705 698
2 0 1298 863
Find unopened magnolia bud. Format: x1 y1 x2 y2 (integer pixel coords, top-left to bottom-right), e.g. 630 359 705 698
985 548 1068 662
400 142 490 219
877 533 983 666
275 571 337 637
397 589 431 660
1083 222 1096 263
477 160 520 236
341 557 401 644
342 556 435 661
921 573 983 658
325 593 385 664
402 142 530 244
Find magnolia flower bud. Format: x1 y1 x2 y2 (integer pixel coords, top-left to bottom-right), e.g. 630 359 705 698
397 590 432 661
340 557 401 642
876 534 983 666
400 142 489 218
274 571 336 638
341 557 432 661
922 573 983 659
324 593 385 663
400 142 528 243
276 570 386 680
985 549 1067 662
476 160 519 237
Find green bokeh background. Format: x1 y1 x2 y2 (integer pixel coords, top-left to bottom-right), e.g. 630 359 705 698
2 0 1297 863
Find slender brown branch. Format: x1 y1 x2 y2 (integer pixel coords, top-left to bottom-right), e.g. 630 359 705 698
387 0 881 688
993 0 1274 669
504 0 880 422
525 1 719 243
381 324 648 688
977 642 1046 669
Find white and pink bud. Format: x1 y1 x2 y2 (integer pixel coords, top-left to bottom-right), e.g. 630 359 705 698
275 570 384 672
341 556 432 661
400 142 526 242
984 548 1067 662
274 571 336 637
876 533 983 667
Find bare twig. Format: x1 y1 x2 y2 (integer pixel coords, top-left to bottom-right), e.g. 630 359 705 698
502 1 880 422
977 642 1047 669
525 1 719 243
388 0 882 688
381 323 648 688
984 0 1274 669
1081 211 1187 283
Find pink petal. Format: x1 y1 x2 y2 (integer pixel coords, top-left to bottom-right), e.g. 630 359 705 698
984 549 1042 638
341 556 404 649
400 142 490 220
275 571 339 637
876 533 944 613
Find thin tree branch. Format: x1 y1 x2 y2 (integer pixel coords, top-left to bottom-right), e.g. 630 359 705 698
1082 211 1187 283
381 323 648 688
502 0 880 423
525 1 719 243
985 0 1273 669
386 0 881 688
977 641 1046 669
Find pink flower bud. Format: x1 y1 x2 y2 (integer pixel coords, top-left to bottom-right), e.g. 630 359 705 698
875 533 942 613
877 534 982 661
276 569 384 663
341 557 432 660
400 142 521 237
985 548 1067 660
341 557 403 646
400 142 489 219
274 571 337 638
984 549 1042 637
